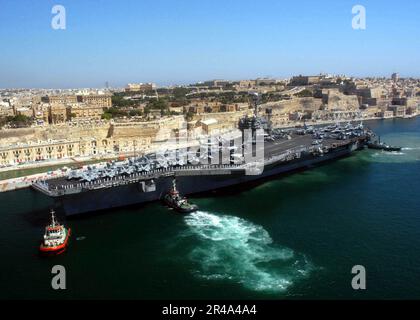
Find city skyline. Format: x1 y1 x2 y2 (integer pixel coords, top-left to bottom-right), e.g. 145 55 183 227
1 0 419 88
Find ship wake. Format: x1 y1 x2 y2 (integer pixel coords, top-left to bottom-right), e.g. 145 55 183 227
182 211 314 293
368 133 420 163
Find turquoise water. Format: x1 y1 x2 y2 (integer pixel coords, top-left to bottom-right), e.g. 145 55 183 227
1 118 420 299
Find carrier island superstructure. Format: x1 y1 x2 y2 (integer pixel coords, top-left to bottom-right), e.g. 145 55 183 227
33 97 372 216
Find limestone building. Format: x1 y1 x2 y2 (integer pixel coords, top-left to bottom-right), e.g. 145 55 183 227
125 83 157 93
69 104 104 120
78 94 112 108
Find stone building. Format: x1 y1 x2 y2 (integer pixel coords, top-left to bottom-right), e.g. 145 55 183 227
45 95 78 105
49 104 68 124
68 104 104 120
200 118 219 134
78 94 112 108
125 83 157 93
323 89 360 110
32 104 50 122
198 110 249 131
267 109 290 127
289 75 322 86
378 110 395 118
0 139 79 165
238 80 256 89
185 101 219 114
261 97 323 115
13 107 33 117
355 87 385 106
0 107 14 117
202 80 231 88
388 105 406 117
0 117 185 166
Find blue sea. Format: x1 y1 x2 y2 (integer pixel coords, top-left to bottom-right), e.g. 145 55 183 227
1 117 419 299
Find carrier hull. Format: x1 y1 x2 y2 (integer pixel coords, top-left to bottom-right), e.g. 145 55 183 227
57 142 359 216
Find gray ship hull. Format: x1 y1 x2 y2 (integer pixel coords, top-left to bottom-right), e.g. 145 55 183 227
58 143 359 216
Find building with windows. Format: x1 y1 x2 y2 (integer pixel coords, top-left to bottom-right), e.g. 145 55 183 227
125 83 157 93
289 75 322 86
49 104 68 124
68 104 104 120
388 105 406 118
44 95 78 105
78 94 112 108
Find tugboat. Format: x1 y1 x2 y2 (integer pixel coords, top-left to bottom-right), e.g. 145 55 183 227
367 137 401 152
39 210 71 255
163 179 198 214
367 142 402 152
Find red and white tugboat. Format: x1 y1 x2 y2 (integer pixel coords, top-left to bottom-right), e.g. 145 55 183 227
39 210 71 255
163 179 198 214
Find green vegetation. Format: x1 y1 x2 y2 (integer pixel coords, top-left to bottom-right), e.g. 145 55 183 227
4 114 33 127
186 91 246 104
102 107 129 119
225 92 247 104
172 87 190 100
147 98 169 116
101 113 112 120
294 89 313 98
259 82 276 87
111 94 138 107
259 91 295 103
128 110 142 117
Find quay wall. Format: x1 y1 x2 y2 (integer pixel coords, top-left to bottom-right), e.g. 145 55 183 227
0 170 65 193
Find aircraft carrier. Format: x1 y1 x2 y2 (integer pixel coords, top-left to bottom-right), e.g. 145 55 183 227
32 97 372 216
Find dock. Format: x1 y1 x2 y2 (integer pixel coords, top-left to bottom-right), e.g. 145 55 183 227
0 170 66 193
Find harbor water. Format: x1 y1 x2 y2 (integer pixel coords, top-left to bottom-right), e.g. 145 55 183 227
1 117 420 299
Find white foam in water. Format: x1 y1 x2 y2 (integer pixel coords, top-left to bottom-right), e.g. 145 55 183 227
182 211 314 293
367 133 420 163
402 147 420 151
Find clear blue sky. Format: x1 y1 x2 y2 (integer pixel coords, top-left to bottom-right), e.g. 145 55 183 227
0 0 419 88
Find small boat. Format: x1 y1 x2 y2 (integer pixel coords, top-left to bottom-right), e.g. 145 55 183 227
39 210 71 255
367 142 402 152
367 135 402 152
163 179 198 214
382 145 402 152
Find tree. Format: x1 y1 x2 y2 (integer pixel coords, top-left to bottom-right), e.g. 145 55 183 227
101 107 129 119
172 87 190 100
111 94 137 107
147 98 169 116
6 114 33 127
295 89 313 98
102 113 112 120
129 110 142 117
